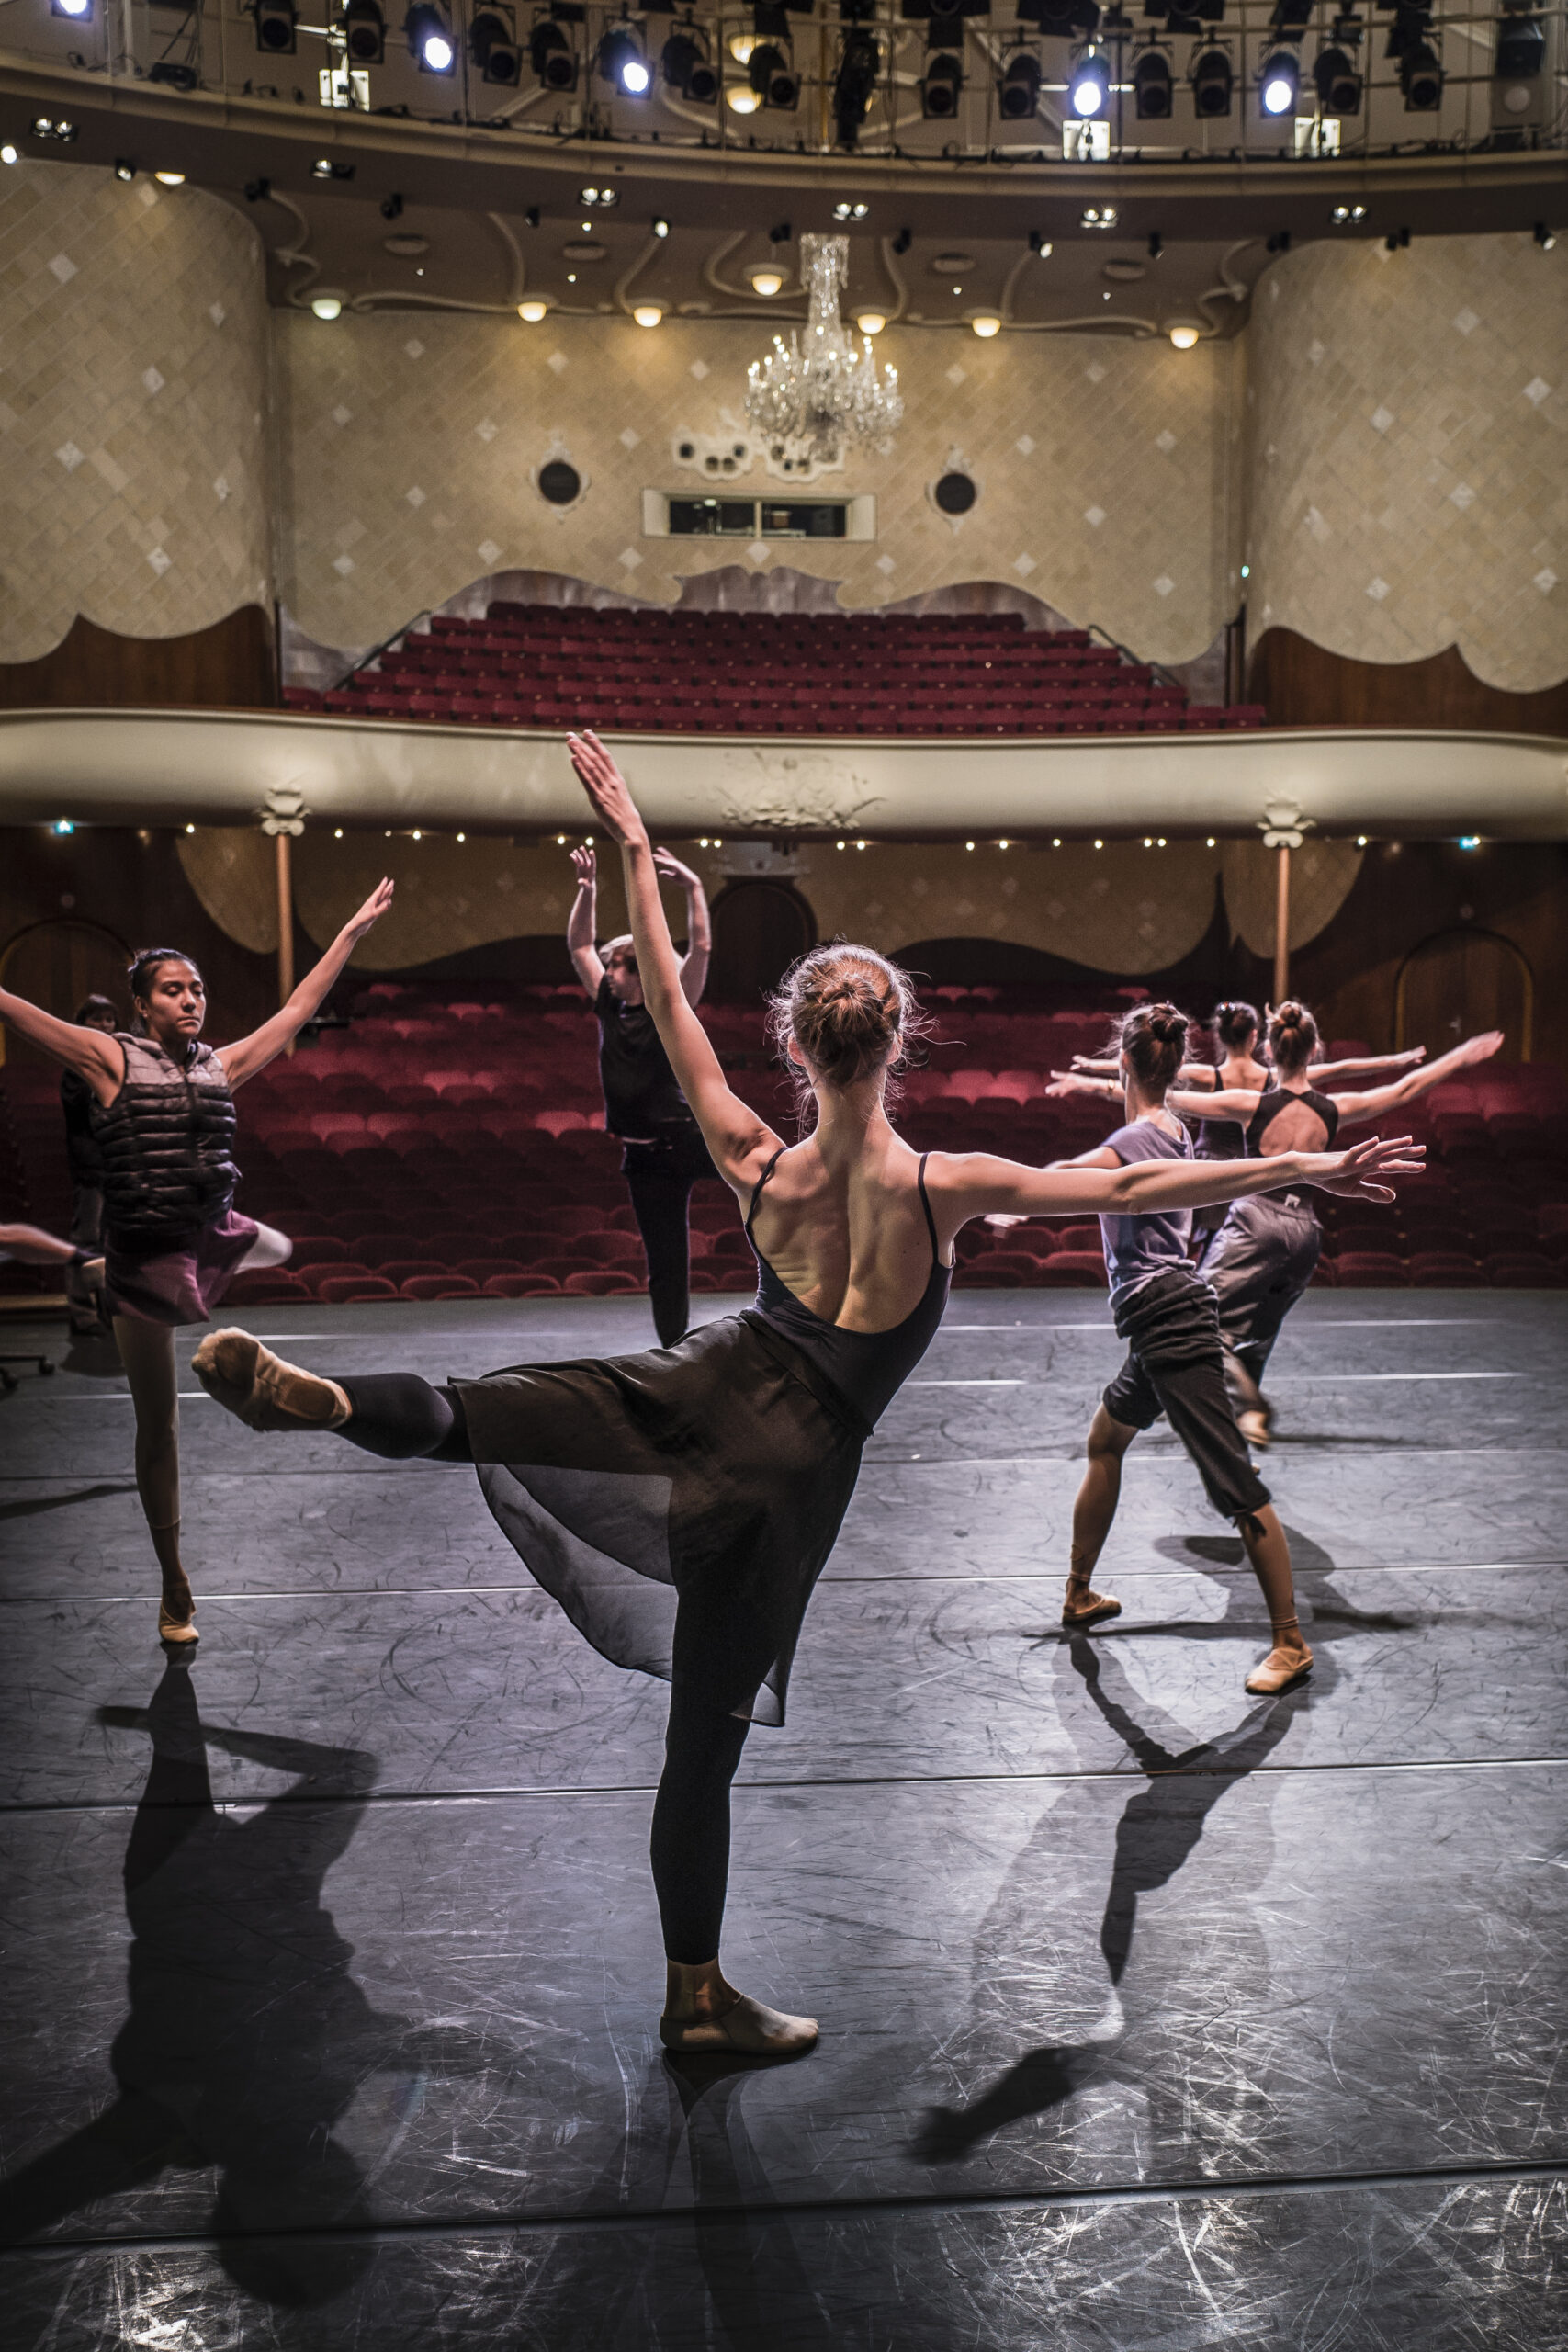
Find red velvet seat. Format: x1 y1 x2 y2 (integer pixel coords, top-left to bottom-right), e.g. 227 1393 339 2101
1331 1252 1410 1286
401 1273 481 1299
1034 1252 1108 1286
225 1271 311 1305
1483 1252 1562 1286
316 1273 400 1302
562 1269 643 1295
482 1272 562 1296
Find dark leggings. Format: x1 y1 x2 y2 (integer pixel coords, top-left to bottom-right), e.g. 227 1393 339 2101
624 1158 698 1351
334 1370 750 1962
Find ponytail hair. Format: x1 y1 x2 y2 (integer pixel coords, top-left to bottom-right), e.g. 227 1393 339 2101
1268 998 1319 1075
1115 1000 1192 1094
1212 1000 1260 1054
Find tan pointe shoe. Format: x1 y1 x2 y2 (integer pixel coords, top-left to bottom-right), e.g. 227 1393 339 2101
192 1329 350 1433
660 1994 818 2058
1063 1587 1122 1630
157 1603 199 1648
1245 1623 1313 1695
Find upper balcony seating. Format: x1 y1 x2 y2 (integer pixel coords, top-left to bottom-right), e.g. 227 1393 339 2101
284 604 1264 738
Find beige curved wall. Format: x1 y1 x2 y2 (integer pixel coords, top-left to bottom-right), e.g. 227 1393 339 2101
276 310 1241 667
1246 233 1566 692
0 160 273 661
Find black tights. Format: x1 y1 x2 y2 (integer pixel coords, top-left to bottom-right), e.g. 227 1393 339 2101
333 1370 750 1963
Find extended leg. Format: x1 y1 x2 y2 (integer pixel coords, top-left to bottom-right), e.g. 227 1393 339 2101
626 1162 694 1350
1066 1403 1136 1627
112 1316 194 1644
653 1683 816 2057
1235 1505 1312 1694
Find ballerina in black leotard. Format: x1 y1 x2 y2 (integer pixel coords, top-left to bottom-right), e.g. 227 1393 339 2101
192 740 1422 2058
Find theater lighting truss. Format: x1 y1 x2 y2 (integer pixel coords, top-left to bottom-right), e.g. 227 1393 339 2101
1258 40 1301 113
921 37 965 117
529 6 581 90
340 0 385 62
1190 39 1233 112
998 44 1043 115
470 6 523 81
251 0 298 52
1133 45 1175 115
405 0 456 70
1314 14 1363 112
49 0 92 19
748 5 802 107
599 17 653 93
661 16 720 98
1493 0 1544 122
833 19 884 149
1068 45 1111 112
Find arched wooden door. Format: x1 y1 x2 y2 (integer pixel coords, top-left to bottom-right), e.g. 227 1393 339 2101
0 920 131 1065
1395 927 1532 1062
707 881 817 1005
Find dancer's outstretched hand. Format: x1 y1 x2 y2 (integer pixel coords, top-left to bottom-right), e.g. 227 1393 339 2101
653 848 702 890
570 842 596 887
1045 1069 1109 1098
567 730 647 848
1460 1029 1506 1065
341 877 395 940
1306 1134 1427 1202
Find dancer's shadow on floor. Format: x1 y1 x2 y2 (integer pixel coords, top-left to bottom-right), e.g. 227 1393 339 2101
910 1636 1300 2166
0 1662 496 2309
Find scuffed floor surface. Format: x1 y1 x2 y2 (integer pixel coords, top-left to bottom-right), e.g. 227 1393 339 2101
0 1291 1562 2348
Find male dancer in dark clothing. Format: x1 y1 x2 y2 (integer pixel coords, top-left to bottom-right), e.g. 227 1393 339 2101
567 841 715 1347
61 993 119 1331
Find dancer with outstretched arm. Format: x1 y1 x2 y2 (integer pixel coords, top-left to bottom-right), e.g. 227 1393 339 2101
568 839 715 1347
192 736 1419 2058
0 881 393 1648
1054 1001 1499 1447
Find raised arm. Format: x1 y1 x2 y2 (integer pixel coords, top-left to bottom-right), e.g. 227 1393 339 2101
653 850 712 1007
926 1131 1424 1245
0 986 124 1102
566 843 604 998
1314 1046 1426 1083
219 879 394 1090
1328 1031 1504 1126
1071 1054 1218 1088
567 733 780 1188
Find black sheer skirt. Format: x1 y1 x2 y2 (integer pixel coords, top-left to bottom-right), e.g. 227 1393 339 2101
456 1314 867 1728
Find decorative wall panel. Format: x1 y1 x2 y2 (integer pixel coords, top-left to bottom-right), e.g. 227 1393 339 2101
0 161 273 662
1245 234 1565 693
276 311 1241 667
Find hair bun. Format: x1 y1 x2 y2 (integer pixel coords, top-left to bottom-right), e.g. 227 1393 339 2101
768 942 930 1110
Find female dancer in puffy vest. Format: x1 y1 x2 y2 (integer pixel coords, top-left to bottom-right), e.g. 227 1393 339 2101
1054 1001 1500 1448
0 879 393 1646
190 735 1418 2057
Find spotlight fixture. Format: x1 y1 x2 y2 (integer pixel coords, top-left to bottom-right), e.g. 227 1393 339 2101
0 145 17 164
891 223 911 254
311 156 355 179
599 23 652 94
1384 222 1410 249
114 157 136 180
1147 230 1163 258
30 116 78 141
1495 10 1544 80
833 26 881 149
50 0 93 17
652 216 670 236
632 302 664 326
250 0 298 51
1314 40 1360 110
1133 47 1173 115
921 47 964 116
518 297 548 320
1399 36 1441 106
1266 228 1292 254
1069 48 1110 112
832 199 871 220
343 0 385 62
750 40 800 105
969 312 1001 337
1258 44 1299 113
1536 220 1557 250
1190 43 1232 113
1079 203 1118 228
1330 198 1366 222
311 293 344 319
470 9 522 82
405 1 455 71
530 17 579 87
661 23 718 99
244 175 272 200
579 185 619 208
998 47 1042 115
1168 322 1200 347
1030 228 1053 256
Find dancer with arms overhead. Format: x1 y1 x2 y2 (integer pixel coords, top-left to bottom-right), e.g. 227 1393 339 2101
192 737 1420 2056
0 881 393 1648
567 839 714 1347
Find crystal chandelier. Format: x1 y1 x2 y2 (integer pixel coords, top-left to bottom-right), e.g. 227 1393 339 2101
744 232 903 474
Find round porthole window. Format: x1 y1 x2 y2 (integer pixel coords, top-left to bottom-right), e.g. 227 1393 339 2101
933 469 977 516
538 459 581 507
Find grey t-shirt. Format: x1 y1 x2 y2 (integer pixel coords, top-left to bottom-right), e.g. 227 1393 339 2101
1099 1117 1195 1305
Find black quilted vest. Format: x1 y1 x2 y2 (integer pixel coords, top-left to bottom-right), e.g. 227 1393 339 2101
90 1034 240 1250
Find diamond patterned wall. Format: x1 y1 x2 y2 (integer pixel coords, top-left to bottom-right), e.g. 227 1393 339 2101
0 160 273 661
1246 233 1565 693
276 309 1243 666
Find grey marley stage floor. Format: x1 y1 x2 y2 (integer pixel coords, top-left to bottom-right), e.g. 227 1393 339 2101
0 1290 1563 2349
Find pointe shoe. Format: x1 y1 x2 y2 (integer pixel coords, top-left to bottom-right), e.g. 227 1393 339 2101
192 1328 350 1433
1062 1589 1122 1630
1245 1642 1313 1696
157 1603 199 1648
660 1993 818 2058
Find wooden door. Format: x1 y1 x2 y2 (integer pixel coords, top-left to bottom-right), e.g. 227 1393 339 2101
707 882 817 1005
0 920 131 1064
1395 928 1531 1061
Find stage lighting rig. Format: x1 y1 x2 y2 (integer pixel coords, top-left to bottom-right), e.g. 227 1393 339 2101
471 8 522 81
342 0 385 63
921 45 964 115
1258 42 1299 112
998 46 1043 115
1069 48 1111 113
749 8 801 107
662 19 719 99
1314 17 1362 111
50 0 93 19
599 20 652 93
530 10 581 89
1133 47 1173 113
1399 33 1441 104
833 23 882 147
1190 41 1232 111
405 2 456 71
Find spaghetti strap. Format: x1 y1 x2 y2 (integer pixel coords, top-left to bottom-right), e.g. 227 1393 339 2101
746 1146 787 1234
916 1154 942 1267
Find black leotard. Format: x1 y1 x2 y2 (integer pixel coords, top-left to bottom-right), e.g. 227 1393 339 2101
1187 1067 1248 1161
744 1148 952 1431
1246 1083 1339 1155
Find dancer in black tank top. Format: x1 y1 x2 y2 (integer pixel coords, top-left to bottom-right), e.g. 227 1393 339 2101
193 738 1418 2060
